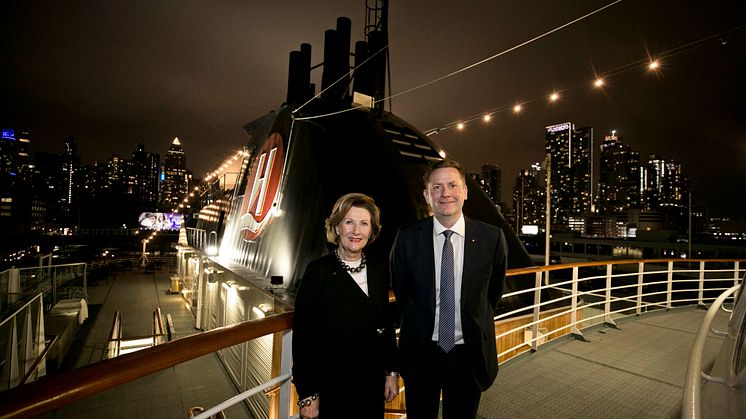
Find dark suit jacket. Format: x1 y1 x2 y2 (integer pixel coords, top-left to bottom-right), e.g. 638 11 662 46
391 216 507 391
292 253 397 411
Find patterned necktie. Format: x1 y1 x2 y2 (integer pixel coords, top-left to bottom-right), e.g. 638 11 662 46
438 230 455 352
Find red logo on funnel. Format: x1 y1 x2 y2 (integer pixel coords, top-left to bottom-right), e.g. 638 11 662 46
240 133 285 241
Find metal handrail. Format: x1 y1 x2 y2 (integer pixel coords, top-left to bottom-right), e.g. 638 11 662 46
0 311 294 418
107 310 122 359
1 258 743 418
191 372 293 419
506 258 741 276
681 284 740 419
493 259 743 359
18 335 58 387
153 307 166 346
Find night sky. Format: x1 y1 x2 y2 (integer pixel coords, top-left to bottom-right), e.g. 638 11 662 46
2 1 744 216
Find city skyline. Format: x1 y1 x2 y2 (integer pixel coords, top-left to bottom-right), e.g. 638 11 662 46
2 1 744 215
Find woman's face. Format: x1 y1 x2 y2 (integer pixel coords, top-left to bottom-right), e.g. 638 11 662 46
335 206 372 259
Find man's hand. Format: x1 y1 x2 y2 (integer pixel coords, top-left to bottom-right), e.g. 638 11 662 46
384 375 399 402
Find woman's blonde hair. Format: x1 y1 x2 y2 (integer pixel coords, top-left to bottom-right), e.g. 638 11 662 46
325 193 382 245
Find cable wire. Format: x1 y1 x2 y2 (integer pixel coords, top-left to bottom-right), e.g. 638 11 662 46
294 0 624 122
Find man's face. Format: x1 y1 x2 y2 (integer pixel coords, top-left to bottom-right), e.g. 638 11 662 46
424 167 468 219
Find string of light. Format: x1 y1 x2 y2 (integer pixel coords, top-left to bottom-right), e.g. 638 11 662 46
292 0 624 122
426 24 745 136
186 18 744 211
171 149 249 215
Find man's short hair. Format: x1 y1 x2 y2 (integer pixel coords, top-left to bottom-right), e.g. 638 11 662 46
324 193 382 245
422 158 467 186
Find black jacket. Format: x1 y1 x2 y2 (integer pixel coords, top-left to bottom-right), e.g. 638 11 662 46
391 216 507 390
292 253 397 413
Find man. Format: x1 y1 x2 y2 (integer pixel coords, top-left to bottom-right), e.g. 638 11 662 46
391 159 507 418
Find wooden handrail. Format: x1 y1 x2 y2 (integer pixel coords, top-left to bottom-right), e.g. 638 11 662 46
0 311 294 419
2 258 742 418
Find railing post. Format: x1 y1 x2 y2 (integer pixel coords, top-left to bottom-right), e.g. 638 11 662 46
636 262 644 315
666 261 674 309
570 266 586 341
698 261 705 307
570 267 578 332
604 264 617 327
35 297 46 379
735 261 741 287
8 268 20 304
528 272 542 351
278 329 293 419
52 267 57 306
8 315 20 389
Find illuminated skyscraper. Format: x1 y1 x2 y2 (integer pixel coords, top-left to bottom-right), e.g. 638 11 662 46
480 164 502 205
545 122 593 225
61 137 82 224
598 131 640 213
512 162 546 231
641 154 688 211
104 154 127 191
131 143 160 212
159 137 189 211
0 129 34 233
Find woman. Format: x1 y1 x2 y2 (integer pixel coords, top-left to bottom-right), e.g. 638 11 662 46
292 193 399 418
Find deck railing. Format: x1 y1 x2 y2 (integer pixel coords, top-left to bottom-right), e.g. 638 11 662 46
0 258 742 418
0 262 87 312
495 259 743 361
0 293 46 392
0 312 294 418
681 284 740 419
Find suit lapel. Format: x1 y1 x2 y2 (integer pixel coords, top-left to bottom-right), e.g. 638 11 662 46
462 217 479 312
418 218 437 317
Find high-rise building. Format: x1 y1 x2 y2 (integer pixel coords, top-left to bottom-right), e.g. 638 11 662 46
0 128 31 179
31 150 68 231
131 143 160 212
61 137 82 226
545 122 593 226
159 137 189 211
0 129 33 233
105 154 127 192
641 154 688 211
480 164 502 205
597 131 640 213
512 162 546 232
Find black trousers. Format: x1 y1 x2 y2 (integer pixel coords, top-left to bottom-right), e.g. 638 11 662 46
403 342 481 419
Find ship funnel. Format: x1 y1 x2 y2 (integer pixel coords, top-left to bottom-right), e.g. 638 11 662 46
286 43 312 104
320 17 352 106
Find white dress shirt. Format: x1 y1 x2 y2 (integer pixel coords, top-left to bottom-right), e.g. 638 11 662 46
431 214 465 345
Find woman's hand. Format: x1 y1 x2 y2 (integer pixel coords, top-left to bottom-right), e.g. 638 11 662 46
384 374 399 402
299 396 319 419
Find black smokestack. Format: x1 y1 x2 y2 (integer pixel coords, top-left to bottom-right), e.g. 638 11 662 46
366 30 387 108
353 40 371 96
286 43 312 104
321 17 352 106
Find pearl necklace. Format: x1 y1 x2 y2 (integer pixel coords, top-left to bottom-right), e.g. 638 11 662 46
334 248 367 273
